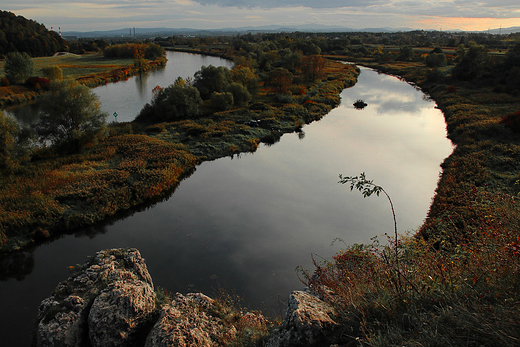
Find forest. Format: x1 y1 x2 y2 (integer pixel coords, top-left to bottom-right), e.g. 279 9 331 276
0 10 68 57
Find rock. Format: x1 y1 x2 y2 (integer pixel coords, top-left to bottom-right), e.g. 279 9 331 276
88 279 156 347
266 290 339 347
145 293 238 347
37 248 155 347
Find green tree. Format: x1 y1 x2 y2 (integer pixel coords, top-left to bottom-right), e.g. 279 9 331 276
41 65 63 81
4 52 34 84
231 66 260 96
225 83 251 106
398 46 415 61
211 91 234 111
193 65 232 99
144 43 165 59
135 77 203 123
452 42 489 81
425 52 447 68
34 80 107 153
0 111 33 173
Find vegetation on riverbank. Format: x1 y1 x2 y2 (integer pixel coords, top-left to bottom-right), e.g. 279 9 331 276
0 43 167 107
299 43 520 345
0 40 358 253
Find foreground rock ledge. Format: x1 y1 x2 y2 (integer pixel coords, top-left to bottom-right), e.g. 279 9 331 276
36 248 340 346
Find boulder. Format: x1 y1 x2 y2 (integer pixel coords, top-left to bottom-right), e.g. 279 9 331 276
88 279 156 347
266 290 339 347
145 292 238 347
36 248 155 347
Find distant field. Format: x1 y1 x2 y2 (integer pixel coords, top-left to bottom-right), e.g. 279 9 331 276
0 52 135 79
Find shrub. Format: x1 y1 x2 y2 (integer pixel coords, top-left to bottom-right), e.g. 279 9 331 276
0 77 9 86
25 77 51 90
500 110 520 133
41 65 63 81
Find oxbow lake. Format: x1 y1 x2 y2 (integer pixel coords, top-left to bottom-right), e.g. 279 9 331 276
0 52 453 346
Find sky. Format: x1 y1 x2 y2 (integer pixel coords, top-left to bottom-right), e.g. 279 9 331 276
3 0 520 32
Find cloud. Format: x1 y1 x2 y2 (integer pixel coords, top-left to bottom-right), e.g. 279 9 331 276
192 0 384 8
2 0 519 31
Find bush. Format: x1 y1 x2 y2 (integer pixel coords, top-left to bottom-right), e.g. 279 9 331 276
25 77 51 90
41 65 63 81
0 77 9 86
500 110 520 133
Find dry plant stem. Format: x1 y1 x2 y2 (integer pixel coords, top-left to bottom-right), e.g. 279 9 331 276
339 173 402 289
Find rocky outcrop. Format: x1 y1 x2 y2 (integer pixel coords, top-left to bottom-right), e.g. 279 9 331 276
37 248 339 346
266 290 339 347
36 248 156 347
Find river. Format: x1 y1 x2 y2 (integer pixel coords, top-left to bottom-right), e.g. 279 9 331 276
0 52 453 346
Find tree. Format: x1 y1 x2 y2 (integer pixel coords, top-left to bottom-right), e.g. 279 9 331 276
268 68 293 95
211 91 234 111
225 83 251 106
425 53 447 68
144 43 165 59
135 77 203 123
301 55 327 82
34 80 107 153
4 52 34 84
452 42 489 81
193 65 232 99
0 111 33 173
397 46 415 61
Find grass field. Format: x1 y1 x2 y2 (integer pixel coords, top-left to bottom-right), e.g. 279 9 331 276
0 52 135 80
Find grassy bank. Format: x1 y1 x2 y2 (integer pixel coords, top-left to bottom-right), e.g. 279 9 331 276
303 57 520 346
0 58 358 253
0 52 165 106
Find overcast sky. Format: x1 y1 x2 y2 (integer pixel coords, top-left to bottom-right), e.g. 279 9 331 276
3 0 520 32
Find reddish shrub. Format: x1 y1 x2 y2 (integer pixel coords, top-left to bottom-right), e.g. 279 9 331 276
500 110 520 133
447 85 457 93
25 77 50 89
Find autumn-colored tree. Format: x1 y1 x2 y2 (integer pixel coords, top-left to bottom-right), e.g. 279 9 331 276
301 55 327 82
268 68 293 95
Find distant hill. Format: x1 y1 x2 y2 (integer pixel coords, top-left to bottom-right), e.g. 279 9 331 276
61 25 417 39
62 24 519 38
0 10 68 57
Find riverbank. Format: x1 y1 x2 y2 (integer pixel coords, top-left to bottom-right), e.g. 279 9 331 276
0 57 359 254
303 56 520 345
0 52 166 107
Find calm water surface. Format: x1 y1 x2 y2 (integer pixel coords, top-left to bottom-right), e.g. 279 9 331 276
0 59 453 346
